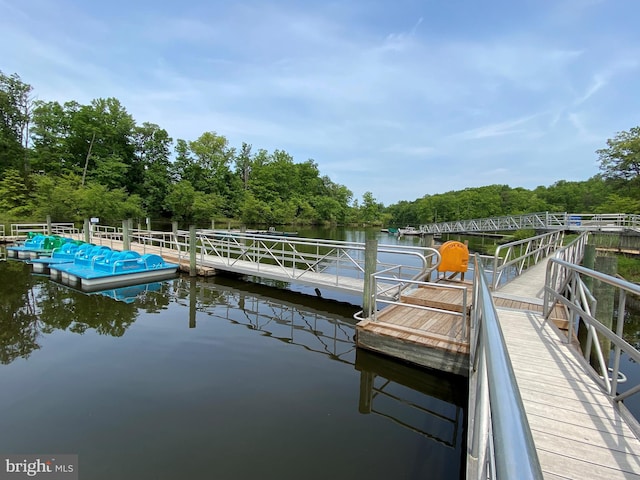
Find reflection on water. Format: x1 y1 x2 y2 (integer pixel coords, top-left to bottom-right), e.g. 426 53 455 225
90 282 164 304
170 275 358 363
0 260 466 479
356 349 466 453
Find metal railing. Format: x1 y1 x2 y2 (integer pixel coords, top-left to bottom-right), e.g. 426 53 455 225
50 223 81 236
420 212 640 234
363 275 469 338
9 223 77 237
175 230 440 294
468 258 543 480
491 230 565 289
552 231 590 268
88 226 441 297
544 258 640 407
89 226 181 258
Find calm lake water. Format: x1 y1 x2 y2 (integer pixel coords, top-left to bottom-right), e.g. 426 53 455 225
0 229 467 480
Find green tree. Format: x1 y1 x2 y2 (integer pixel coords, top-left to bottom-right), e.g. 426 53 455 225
360 191 384 224
187 131 234 193
79 98 136 188
597 127 640 194
30 101 70 175
76 183 143 222
0 168 31 218
131 122 173 215
0 71 32 173
192 191 224 223
165 180 196 222
240 192 273 224
30 97 136 186
30 173 82 221
595 194 640 214
235 142 252 190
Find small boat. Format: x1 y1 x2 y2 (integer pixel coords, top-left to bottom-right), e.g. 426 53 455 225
247 227 299 237
29 242 93 274
49 245 112 281
7 234 75 259
398 226 423 236
50 249 179 291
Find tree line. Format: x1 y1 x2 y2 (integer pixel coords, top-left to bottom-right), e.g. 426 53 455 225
1 71 639 227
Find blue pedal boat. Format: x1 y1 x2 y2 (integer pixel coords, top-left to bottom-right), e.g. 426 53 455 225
50 249 179 291
7 234 48 259
29 242 93 274
7 234 75 259
49 245 112 281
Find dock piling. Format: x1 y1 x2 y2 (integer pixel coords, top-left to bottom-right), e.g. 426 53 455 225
189 226 197 277
363 239 378 317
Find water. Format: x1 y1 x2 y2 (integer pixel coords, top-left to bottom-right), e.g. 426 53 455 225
0 253 467 480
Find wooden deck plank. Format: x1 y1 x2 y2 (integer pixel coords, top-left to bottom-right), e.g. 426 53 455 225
401 282 472 313
537 449 640 479
496 306 640 478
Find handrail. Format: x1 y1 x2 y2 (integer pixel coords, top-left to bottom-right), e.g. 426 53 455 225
50 224 80 236
361 275 469 337
10 222 77 237
89 226 441 298
544 257 640 405
420 212 640 234
175 230 440 296
491 230 564 289
468 258 543 480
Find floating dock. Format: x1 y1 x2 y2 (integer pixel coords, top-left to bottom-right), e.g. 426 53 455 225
356 279 472 377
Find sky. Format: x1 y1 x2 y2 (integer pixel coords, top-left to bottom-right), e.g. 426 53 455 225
1 0 639 205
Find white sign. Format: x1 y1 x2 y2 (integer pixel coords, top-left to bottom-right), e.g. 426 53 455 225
90 217 100 223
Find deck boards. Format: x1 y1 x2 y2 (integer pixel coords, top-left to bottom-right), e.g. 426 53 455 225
494 256 640 479
356 279 472 375
400 282 471 313
498 309 640 478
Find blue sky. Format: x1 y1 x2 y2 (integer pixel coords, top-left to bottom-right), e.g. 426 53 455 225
1 0 638 205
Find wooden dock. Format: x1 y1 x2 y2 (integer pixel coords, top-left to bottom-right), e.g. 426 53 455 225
356 279 472 376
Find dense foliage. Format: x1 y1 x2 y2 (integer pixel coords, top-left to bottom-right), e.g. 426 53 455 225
385 176 640 226
1 71 639 227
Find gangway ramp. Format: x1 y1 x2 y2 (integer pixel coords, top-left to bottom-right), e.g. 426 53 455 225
85 228 441 301
492 256 640 478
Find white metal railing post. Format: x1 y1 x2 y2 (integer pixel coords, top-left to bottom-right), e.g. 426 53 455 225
611 290 627 395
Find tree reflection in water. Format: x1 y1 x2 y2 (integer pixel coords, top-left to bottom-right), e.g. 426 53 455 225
0 261 40 364
0 261 170 364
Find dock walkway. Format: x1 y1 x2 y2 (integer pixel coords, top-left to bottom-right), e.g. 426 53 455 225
494 258 640 478
78 237 395 299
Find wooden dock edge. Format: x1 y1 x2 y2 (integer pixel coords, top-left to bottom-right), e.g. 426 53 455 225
356 321 469 377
